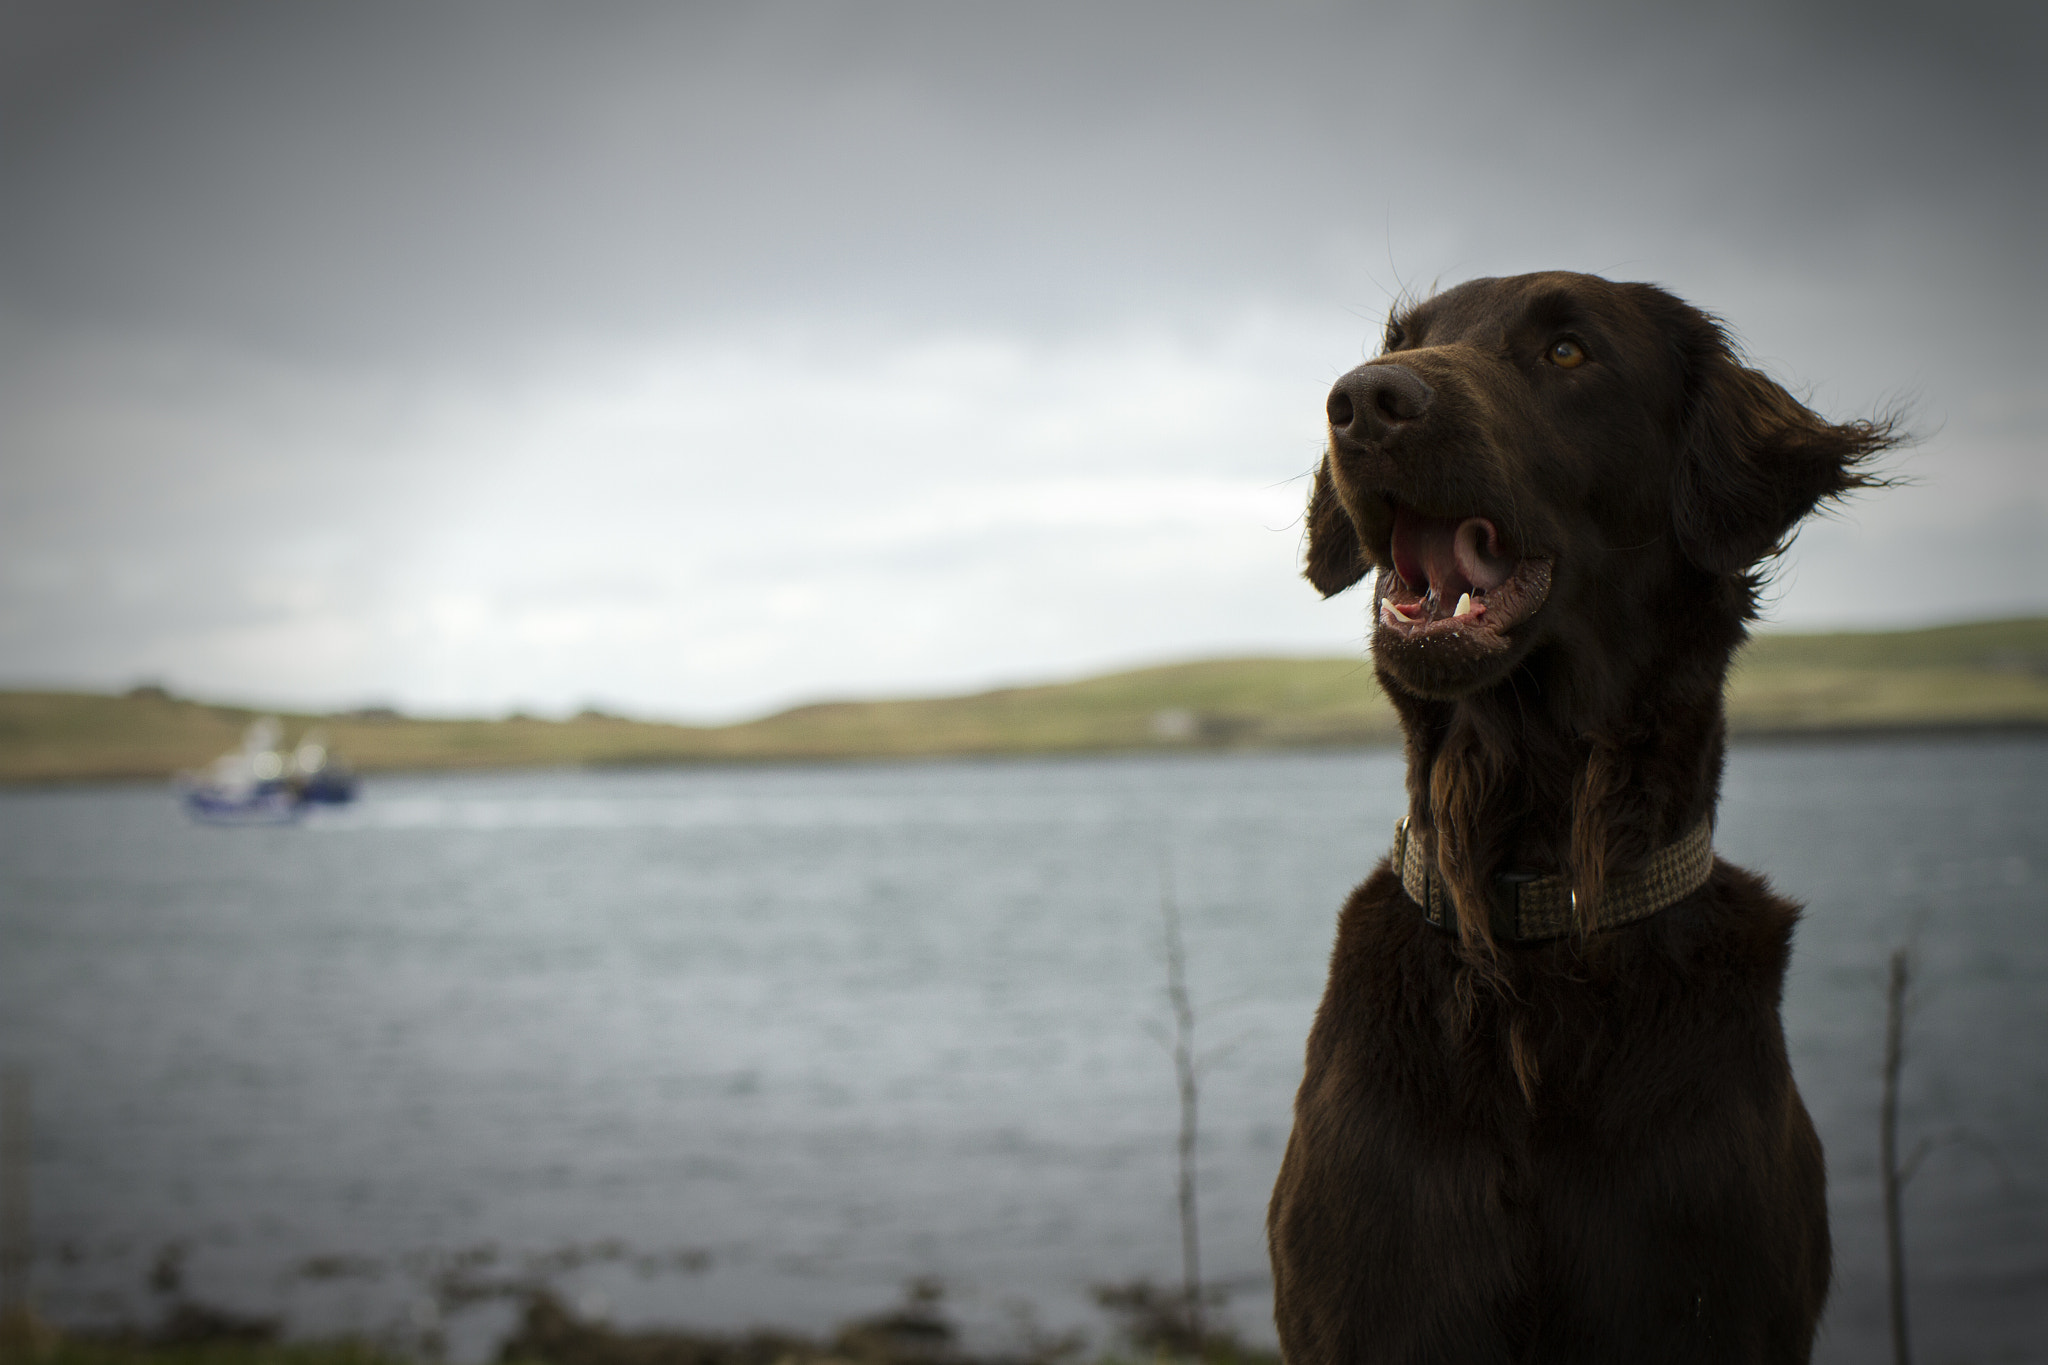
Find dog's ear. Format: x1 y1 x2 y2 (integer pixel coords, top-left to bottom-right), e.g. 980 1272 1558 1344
1671 313 1898 576
1304 456 1369 597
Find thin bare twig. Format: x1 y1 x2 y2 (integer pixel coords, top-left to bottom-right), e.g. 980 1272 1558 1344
1880 948 1913 1365
1159 857 1203 1350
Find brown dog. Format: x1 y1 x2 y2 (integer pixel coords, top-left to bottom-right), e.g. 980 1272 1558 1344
1267 272 1897 1363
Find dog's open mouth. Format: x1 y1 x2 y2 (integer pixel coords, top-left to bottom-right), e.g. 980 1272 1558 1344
1375 503 1553 643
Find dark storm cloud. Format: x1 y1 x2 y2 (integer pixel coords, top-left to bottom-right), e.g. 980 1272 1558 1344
4 0 2039 361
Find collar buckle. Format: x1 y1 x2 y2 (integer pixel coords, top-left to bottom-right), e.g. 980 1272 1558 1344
1491 869 1540 943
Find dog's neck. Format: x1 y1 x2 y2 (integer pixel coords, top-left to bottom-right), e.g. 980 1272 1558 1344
1385 571 1749 932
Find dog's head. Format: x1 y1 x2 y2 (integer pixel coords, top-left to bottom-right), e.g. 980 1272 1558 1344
1305 272 1894 701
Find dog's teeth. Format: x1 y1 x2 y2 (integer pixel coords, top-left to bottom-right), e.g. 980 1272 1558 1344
1455 592 1472 617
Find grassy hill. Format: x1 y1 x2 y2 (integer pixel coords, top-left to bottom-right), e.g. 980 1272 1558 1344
3 618 2044 782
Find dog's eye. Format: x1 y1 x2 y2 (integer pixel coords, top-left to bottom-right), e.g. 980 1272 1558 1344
1385 323 1407 351
1547 338 1587 369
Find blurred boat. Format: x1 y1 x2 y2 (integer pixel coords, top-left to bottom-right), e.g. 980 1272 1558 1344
176 719 358 823
288 731 360 805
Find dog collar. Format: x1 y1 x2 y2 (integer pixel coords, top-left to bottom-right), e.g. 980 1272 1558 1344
1392 814 1715 944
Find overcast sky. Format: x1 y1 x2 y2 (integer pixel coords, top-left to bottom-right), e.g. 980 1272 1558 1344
2 0 2041 720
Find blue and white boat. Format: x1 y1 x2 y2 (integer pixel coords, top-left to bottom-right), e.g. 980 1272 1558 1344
177 719 358 823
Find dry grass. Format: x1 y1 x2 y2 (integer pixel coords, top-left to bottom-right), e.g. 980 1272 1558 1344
3 620 2043 783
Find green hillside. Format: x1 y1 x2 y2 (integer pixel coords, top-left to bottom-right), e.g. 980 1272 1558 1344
1729 617 2048 732
3 619 2043 782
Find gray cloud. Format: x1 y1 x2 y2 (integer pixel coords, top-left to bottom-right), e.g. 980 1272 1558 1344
2 1 2042 713
7 1 2039 351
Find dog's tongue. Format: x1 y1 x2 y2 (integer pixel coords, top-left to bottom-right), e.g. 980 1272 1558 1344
1391 508 1514 595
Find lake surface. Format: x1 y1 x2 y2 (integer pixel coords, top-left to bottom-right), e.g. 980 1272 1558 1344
2 738 2044 1362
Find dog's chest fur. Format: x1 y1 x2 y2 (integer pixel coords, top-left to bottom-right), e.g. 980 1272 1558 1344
1268 862 1829 1363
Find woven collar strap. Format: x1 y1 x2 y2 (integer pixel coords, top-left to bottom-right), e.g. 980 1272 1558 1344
1394 815 1715 944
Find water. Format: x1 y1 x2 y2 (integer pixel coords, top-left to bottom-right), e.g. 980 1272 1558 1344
1 738 2043 1362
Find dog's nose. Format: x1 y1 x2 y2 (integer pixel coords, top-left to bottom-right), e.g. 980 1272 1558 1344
1327 365 1433 444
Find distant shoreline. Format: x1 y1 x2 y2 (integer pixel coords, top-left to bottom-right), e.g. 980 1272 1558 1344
9 724 2047 792
4 617 2045 784
1724 718 2048 744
